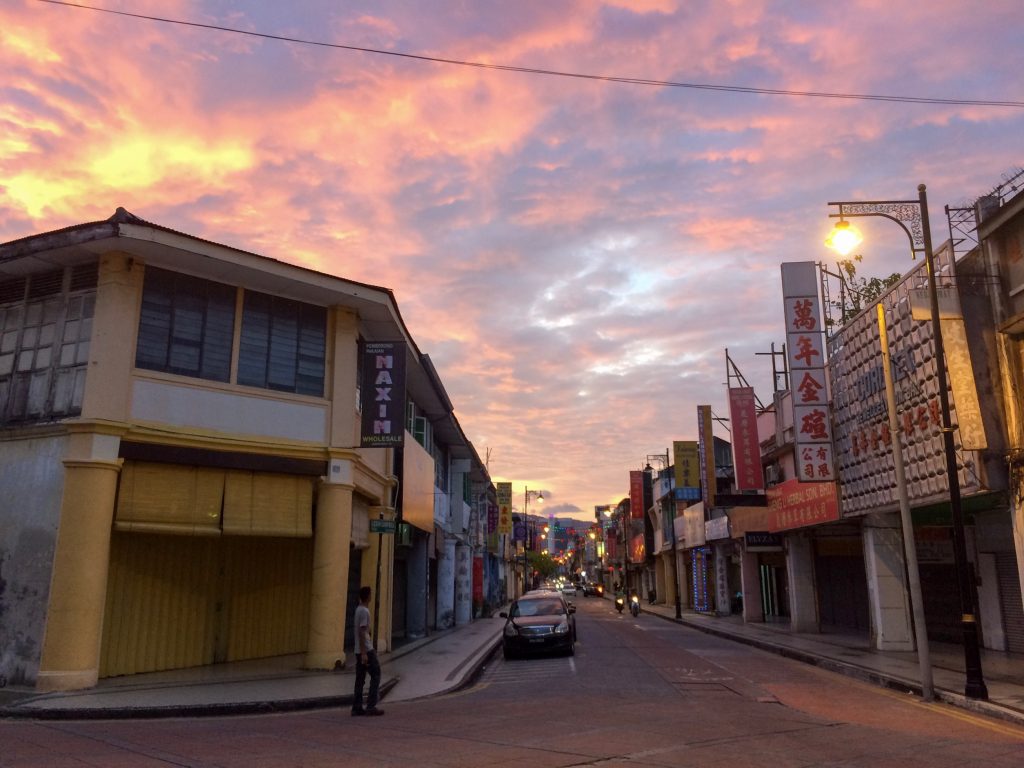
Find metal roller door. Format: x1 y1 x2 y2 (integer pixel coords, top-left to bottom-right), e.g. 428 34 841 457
996 553 1024 653
100 532 312 678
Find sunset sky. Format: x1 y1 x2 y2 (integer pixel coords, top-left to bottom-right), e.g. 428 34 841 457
3 0 1023 520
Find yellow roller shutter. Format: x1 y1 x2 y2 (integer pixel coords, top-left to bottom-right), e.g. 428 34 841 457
114 462 224 535
223 471 313 537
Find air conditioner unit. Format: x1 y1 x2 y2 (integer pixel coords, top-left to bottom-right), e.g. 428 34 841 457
765 465 782 485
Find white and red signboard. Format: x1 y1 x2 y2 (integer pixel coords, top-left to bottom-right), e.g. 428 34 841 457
781 262 834 481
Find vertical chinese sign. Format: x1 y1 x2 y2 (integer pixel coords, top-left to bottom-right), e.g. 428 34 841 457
727 387 763 490
487 502 499 552
697 405 716 507
781 262 834 481
359 341 406 447
496 482 512 535
629 470 645 520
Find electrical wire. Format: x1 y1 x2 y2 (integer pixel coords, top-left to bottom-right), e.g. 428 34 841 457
33 0 1024 109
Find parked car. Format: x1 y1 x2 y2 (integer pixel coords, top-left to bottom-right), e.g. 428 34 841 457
500 592 577 659
561 583 578 596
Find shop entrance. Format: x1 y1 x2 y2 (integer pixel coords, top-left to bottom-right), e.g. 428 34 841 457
759 551 789 620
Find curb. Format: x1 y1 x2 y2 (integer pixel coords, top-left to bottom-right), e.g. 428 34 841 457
0 678 398 722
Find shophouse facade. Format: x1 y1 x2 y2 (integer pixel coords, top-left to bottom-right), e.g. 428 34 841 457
827 234 1015 651
393 374 491 641
0 209 488 691
973 181 1024 651
740 206 1022 654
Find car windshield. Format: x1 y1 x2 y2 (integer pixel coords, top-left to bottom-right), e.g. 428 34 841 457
512 598 565 618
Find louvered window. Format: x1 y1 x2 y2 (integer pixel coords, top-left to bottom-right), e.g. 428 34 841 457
135 267 235 382
0 264 95 425
237 290 325 396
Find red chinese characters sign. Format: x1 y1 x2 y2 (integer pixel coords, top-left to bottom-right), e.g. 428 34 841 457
728 387 763 491
767 478 840 531
629 470 645 520
781 262 835 482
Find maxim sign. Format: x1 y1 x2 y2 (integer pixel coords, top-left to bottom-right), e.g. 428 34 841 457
359 341 407 447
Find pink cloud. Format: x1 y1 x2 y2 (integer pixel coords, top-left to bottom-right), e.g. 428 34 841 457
2 0 1021 514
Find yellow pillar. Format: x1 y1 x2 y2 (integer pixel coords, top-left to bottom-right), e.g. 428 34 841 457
37 458 122 692
664 552 677 607
80 251 140 422
305 478 354 670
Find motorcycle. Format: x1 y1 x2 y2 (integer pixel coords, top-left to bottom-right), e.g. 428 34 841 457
629 593 640 617
614 593 625 613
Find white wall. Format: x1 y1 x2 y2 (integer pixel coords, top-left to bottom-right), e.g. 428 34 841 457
132 377 328 443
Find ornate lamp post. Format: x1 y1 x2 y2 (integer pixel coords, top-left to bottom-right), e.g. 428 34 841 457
826 185 987 700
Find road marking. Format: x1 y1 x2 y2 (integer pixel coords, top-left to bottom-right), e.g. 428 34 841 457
914 700 1024 739
852 679 1024 739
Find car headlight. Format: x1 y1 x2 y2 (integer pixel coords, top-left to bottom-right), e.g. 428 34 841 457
554 620 570 635
504 624 520 637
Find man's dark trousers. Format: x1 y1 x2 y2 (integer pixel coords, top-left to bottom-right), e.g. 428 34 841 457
353 650 381 712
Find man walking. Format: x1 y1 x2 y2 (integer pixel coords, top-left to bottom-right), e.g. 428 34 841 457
352 585 383 716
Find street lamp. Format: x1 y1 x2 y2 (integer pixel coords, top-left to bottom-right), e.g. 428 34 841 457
645 451 682 619
826 185 987 700
523 487 544 593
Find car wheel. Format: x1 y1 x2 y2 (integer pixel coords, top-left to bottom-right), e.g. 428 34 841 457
566 643 575 657
503 646 516 661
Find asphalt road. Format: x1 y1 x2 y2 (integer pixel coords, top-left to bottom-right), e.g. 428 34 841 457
5 597 1024 766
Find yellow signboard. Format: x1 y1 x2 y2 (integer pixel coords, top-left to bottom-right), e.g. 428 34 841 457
673 440 699 489
496 482 513 534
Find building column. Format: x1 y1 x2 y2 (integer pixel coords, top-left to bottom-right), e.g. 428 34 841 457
455 542 472 625
1013 483 1024 643
37 458 122 692
713 543 732 615
678 550 692 610
740 547 764 623
436 536 457 629
80 252 140 422
863 513 914 651
305 473 353 670
664 551 678 609
786 533 818 633
654 555 666 603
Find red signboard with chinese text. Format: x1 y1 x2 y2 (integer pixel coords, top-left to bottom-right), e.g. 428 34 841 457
728 387 764 491
766 478 840 531
473 556 483 603
629 470 645 520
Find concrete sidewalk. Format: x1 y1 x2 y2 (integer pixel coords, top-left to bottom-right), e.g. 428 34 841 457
0 616 506 720
637 597 1024 726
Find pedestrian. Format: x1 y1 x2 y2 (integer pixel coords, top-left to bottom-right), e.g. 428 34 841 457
351 585 383 716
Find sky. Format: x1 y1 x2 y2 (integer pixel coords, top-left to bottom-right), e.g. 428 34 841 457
2 0 1023 522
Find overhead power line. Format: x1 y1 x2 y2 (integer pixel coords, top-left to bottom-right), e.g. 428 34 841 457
35 0 1024 109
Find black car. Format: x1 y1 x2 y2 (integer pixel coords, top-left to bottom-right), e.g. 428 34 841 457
582 582 604 597
500 592 577 659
